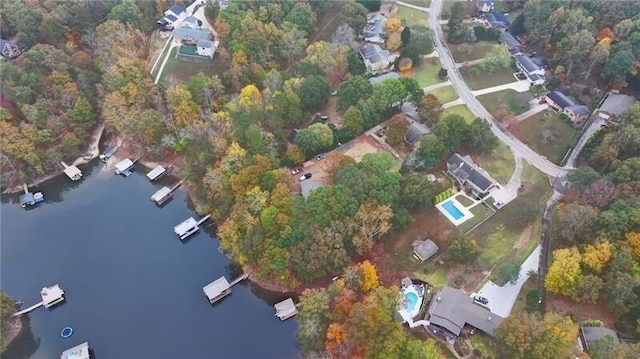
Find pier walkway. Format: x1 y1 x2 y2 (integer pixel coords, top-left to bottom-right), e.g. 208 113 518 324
229 273 248 287
12 302 43 317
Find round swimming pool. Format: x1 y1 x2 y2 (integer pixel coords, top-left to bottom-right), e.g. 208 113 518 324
405 292 419 311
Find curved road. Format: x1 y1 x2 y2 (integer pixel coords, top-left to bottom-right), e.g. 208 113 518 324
427 0 569 178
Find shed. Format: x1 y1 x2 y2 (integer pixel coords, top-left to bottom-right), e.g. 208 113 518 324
114 158 134 175
146 165 166 181
203 277 231 303
274 298 298 321
60 341 90 359
63 165 83 181
413 239 439 262
579 325 620 350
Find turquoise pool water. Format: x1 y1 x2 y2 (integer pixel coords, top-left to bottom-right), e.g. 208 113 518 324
442 200 464 220
405 292 419 311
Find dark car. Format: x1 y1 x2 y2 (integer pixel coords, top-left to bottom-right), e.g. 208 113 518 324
473 296 489 305
299 173 312 181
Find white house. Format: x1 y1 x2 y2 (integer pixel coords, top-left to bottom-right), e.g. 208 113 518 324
157 4 187 29
360 44 396 74
515 55 545 85
196 39 219 59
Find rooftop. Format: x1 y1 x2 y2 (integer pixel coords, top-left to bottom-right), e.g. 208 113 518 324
363 14 386 38
197 39 216 49
274 298 298 320
174 217 198 235
599 94 637 116
485 12 511 29
515 55 540 73
405 122 429 144
168 4 186 15
427 286 503 336
566 104 590 117
41 284 64 306
203 277 230 300
63 165 82 180
580 325 620 350
146 165 166 181
115 158 134 172
446 154 496 193
547 90 575 108
151 187 172 202
360 44 391 64
413 239 439 262
174 27 212 42
60 341 90 359
368 72 399 85
499 32 520 49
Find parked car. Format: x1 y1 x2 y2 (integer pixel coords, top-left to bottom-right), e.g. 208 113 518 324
291 168 301 175
316 153 325 161
299 173 312 181
473 296 489 305
538 97 547 104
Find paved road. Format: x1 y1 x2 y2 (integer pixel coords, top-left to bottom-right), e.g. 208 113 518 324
428 0 569 178
565 115 604 167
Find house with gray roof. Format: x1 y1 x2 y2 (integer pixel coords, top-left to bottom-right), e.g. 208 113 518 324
485 13 511 30
368 71 400 85
360 44 395 74
579 324 620 351
157 4 187 29
405 122 429 145
426 286 504 338
0 38 21 59
515 55 545 85
363 14 386 43
413 239 439 262
446 154 498 198
499 32 521 50
546 90 590 125
597 93 637 121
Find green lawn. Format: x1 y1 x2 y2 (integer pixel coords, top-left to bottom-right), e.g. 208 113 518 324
415 268 448 288
394 6 429 28
409 58 444 87
511 111 579 165
442 105 475 123
426 85 458 103
477 90 534 116
469 163 550 270
457 203 491 234
461 66 518 90
511 274 539 315
400 0 431 7
449 41 496 63
475 143 515 184
454 194 474 207
158 47 222 87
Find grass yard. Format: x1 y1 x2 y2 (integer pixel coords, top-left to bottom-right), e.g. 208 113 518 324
449 41 496 63
158 47 222 87
511 274 539 315
454 194 474 207
475 143 515 184
457 203 491 234
442 105 475 123
510 111 578 165
426 85 458 103
477 89 534 116
461 66 518 90
399 0 431 7
394 6 429 28
407 58 445 87
469 163 550 271
414 268 448 289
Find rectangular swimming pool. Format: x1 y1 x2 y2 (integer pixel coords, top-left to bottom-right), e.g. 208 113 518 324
442 200 464 220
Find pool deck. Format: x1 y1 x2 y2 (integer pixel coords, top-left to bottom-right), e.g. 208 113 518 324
436 196 474 226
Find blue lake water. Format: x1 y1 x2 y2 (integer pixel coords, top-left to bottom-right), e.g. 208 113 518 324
1 161 299 359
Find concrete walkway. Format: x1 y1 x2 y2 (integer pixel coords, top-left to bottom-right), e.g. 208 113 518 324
423 50 438 58
456 58 486 68
473 245 541 318
442 98 463 109
395 1 429 12
488 155 523 207
422 80 451 92
471 79 531 97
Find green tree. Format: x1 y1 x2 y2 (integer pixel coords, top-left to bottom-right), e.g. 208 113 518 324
342 106 364 138
400 174 438 210
336 153 401 206
108 0 141 25
1 291 17 352
568 166 600 189
304 185 358 227
447 236 479 264
284 2 317 34
347 48 366 75
298 75 330 112
356 98 381 130
480 44 512 73
603 49 636 84
575 274 604 303
495 261 521 285
295 123 334 158
371 78 408 111
432 114 469 152
297 288 332 351
467 118 499 155
496 312 579 359
398 77 423 104
337 75 373 113
415 135 448 169
337 2 368 36
401 26 411 44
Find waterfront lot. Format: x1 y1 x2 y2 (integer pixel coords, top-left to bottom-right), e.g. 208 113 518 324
510 111 578 165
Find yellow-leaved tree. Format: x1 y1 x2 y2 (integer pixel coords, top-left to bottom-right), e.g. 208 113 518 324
625 232 640 260
582 240 612 273
359 261 379 293
545 247 582 298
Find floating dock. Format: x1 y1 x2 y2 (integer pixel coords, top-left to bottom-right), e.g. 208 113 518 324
61 341 90 359
173 214 211 240
146 165 166 181
100 144 119 162
13 284 65 317
274 298 298 321
202 273 248 304
150 181 181 206
61 161 82 181
19 183 44 208
114 158 135 177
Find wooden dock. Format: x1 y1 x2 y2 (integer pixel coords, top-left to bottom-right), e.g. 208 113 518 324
12 302 43 317
197 214 211 226
229 272 248 287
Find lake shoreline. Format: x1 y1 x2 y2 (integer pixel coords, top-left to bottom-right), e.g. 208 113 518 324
1 315 23 354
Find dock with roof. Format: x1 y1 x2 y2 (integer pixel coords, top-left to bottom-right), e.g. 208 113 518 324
61 161 82 181
60 341 90 359
114 158 135 177
173 213 211 240
13 284 65 317
203 273 248 304
151 181 181 206
146 165 167 181
274 298 298 321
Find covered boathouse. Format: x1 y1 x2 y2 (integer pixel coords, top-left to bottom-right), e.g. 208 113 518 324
203 277 231 304
146 165 166 181
114 158 134 176
274 298 298 321
151 186 173 206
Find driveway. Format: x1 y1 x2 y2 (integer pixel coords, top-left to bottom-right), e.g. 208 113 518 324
472 245 541 318
471 79 531 96
488 155 522 207
429 0 568 178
